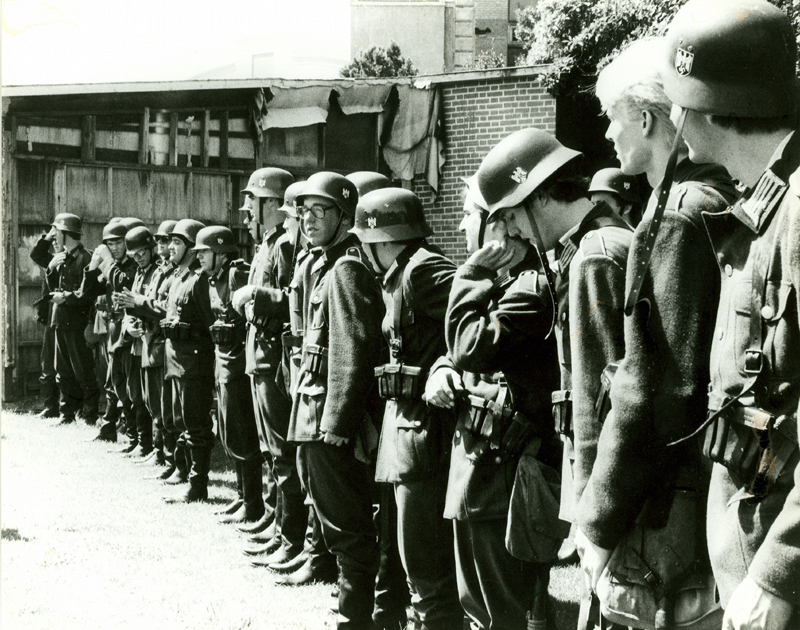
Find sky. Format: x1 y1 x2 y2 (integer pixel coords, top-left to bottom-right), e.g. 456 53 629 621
1 0 352 86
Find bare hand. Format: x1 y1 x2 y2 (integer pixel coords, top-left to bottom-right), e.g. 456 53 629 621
722 576 794 630
423 367 464 409
47 252 67 272
232 285 255 314
50 292 66 305
467 240 517 272
89 245 110 271
114 289 137 310
323 432 350 447
124 316 145 338
575 528 613 593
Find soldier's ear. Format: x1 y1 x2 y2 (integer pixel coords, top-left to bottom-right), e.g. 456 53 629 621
641 110 655 138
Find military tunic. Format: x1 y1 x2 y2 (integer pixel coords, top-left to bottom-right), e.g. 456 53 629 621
441 260 561 630
701 132 800 608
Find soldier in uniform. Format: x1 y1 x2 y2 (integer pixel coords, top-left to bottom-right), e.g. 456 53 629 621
81 219 146 448
30 217 65 419
351 188 462 630
160 219 215 503
35 213 98 424
425 168 561 630
229 168 306 565
290 171 383 629
587 168 642 227
658 2 800 628
31 213 99 424
194 225 266 524
475 128 635 629
575 33 737 629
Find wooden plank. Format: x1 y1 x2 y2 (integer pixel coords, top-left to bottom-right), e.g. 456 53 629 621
219 111 229 170
169 112 179 167
201 110 211 168
139 107 150 165
9 116 18 154
13 153 254 177
81 114 96 162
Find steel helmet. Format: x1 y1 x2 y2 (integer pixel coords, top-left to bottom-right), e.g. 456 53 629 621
350 188 432 244
279 181 306 219
662 0 798 118
346 172 392 196
241 167 294 200
171 219 206 245
119 217 145 231
476 128 582 216
125 226 155 252
51 212 82 236
461 175 488 211
192 226 238 254
296 172 359 217
102 222 128 243
155 220 178 239
588 168 641 204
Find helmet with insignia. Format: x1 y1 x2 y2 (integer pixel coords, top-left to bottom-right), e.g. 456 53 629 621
279 181 306 219
662 0 798 118
171 219 206 245
350 188 432 244
155 220 178 239
51 212 83 236
192 226 238 254
125 226 155 253
296 171 359 217
102 221 128 243
346 172 392 196
476 128 582 217
240 167 294 201
588 168 641 204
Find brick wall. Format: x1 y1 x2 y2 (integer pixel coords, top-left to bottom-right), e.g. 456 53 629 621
413 73 556 263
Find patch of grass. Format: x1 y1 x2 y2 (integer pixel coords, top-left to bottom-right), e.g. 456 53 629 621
1 406 581 629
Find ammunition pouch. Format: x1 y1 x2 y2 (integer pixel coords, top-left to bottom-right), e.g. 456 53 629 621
374 363 423 401
551 389 572 438
302 343 328 379
462 389 537 458
209 322 245 346
703 392 798 500
160 320 192 341
251 313 283 339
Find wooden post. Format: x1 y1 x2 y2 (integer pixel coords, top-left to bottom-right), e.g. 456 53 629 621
219 111 229 170
2 123 19 399
169 112 178 167
81 115 96 162
139 107 150 165
201 109 211 168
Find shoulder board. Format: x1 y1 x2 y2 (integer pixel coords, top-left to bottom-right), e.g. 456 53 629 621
578 230 607 257
232 258 250 271
509 269 540 294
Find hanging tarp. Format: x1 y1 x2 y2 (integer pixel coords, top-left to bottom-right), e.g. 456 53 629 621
260 86 334 130
334 84 393 115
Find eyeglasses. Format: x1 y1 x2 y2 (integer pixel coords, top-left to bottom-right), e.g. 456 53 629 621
298 204 336 219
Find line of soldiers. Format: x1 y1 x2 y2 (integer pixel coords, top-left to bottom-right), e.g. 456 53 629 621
29 1 800 629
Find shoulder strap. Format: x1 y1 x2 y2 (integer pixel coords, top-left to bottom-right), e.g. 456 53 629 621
389 246 418 362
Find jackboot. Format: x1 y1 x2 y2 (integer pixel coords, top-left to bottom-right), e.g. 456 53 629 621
526 563 552 630
215 461 244 515
338 570 378 630
124 444 153 459
237 510 274 534
241 457 266 521
246 520 278 544
186 446 211 498
163 444 189 484
162 478 209 504
273 555 337 585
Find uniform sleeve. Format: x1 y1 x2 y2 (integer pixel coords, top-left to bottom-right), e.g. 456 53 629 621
747 190 800 604
191 274 217 331
446 263 551 374
569 244 628 505
252 239 294 321
320 258 384 438
65 256 102 307
30 236 53 269
131 270 168 322
578 197 722 549
106 260 136 292
408 255 456 322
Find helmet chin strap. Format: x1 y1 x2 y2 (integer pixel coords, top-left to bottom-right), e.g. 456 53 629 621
523 199 559 339
368 243 387 273
477 210 488 249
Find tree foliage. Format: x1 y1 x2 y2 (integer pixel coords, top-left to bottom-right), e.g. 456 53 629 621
340 42 418 78
516 0 800 97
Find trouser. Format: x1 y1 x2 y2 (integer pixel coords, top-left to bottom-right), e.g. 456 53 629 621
298 441 380 630
453 518 544 630
396 472 461 630
39 325 59 415
97 345 132 439
374 482 410 629
173 371 214 489
165 379 185 475
117 351 151 449
93 339 113 418
141 364 165 459
54 327 99 422
252 373 305 554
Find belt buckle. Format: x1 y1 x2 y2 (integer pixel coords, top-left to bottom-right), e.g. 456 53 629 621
744 349 763 375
